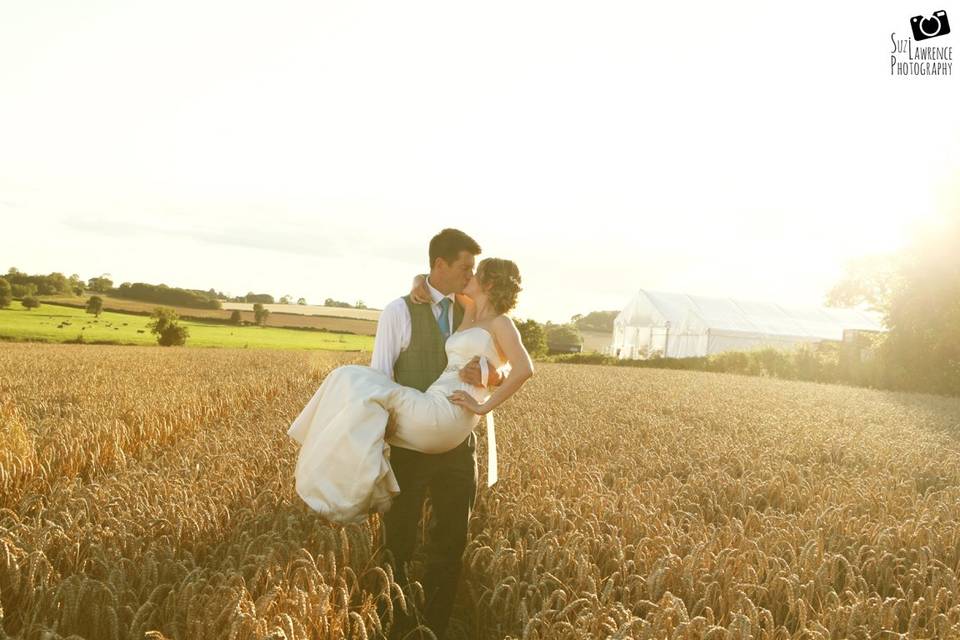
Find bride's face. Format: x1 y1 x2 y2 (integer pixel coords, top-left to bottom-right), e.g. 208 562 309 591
463 274 487 299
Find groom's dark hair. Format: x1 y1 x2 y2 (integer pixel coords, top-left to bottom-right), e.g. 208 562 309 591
429 228 481 269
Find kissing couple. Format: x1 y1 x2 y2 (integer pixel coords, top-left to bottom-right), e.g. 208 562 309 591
286 228 535 638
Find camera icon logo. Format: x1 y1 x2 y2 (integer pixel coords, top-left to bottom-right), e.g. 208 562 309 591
910 10 951 41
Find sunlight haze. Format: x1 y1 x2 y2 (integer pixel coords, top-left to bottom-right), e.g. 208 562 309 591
1 0 958 322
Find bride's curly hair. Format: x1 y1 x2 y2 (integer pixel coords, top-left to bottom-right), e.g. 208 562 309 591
477 258 522 314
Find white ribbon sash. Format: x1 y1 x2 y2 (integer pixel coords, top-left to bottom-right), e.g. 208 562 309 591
479 357 498 487
486 411 498 487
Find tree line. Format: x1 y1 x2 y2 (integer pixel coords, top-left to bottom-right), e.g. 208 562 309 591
234 293 368 309
3 268 83 298
0 266 597 355
0 267 373 311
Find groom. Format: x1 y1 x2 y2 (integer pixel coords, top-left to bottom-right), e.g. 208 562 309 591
371 228 502 639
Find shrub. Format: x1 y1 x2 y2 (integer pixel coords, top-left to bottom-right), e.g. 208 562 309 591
147 307 189 346
552 341 899 392
157 324 189 346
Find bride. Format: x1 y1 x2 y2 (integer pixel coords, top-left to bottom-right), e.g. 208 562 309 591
286 257 535 525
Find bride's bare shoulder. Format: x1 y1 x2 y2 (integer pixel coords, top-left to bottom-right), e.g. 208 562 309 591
487 316 517 363
491 314 517 331
489 315 520 345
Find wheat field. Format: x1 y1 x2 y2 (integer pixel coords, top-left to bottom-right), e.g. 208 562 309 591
2 342 960 639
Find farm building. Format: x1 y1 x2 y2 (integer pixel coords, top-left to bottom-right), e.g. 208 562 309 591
610 289 886 360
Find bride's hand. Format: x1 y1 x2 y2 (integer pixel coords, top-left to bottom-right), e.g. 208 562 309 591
410 274 431 304
447 390 487 415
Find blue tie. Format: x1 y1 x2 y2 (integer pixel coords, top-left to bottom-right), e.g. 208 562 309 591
438 298 452 339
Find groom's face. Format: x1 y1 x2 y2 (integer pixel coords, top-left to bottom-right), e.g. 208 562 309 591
433 251 476 294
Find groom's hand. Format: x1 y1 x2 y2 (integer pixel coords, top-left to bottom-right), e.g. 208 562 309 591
459 356 483 386
459 356 502 388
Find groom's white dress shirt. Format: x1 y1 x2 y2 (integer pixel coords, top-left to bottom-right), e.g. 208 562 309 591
371 275 500 486
371 276 456 380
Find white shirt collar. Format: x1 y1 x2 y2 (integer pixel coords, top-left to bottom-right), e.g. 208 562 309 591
425 276 455 306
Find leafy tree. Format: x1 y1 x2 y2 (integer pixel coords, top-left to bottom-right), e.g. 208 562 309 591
279 295 292 305
205 287 229 299
572 310 619 333
229 310 242 325
147 306 179 334
297 297 307 305
253 303 270 327
825 254 897 312
516 318 547 357
825 210 960 396
21 295 40 310
87 275 113 293
11 282 37 298
355 300 367 309
147 307 189 346
245 292 275 304
545 323 583 352
86 295 104 317
67 273 84 296
34 272 63 295
0 278 11 308
879 212 960 395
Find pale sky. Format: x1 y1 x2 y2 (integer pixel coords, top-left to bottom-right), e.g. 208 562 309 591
1 1 958 322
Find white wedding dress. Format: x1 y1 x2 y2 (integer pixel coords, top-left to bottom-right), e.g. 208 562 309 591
286 326 505 525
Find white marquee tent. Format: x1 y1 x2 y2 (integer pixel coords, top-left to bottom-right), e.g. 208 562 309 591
610 289 886 360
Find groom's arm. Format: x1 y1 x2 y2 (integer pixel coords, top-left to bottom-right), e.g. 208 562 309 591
372 299 410 440
371 298 409 381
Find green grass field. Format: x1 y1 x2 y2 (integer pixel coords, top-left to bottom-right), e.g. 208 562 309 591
0 301 374 351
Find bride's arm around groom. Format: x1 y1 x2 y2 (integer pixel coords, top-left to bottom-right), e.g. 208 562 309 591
448 314 534 415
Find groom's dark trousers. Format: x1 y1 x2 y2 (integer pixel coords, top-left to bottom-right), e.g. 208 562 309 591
382 296 476 640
